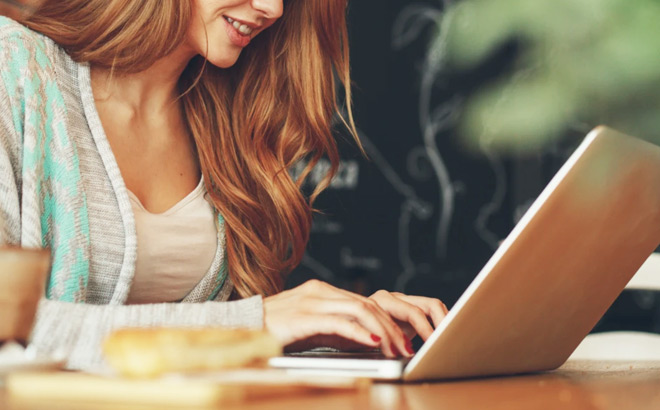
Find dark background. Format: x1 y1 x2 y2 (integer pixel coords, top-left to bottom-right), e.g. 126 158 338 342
286 0 660 336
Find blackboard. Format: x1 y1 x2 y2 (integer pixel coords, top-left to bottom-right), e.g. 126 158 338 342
288 0 551 301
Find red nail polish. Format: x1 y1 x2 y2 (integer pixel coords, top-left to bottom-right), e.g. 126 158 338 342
390 343 399 355
371 334 381 342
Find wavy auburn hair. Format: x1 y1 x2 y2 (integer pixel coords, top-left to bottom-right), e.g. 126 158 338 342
21 0 359 297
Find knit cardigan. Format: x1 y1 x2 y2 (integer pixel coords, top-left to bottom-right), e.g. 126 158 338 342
0 17 263 371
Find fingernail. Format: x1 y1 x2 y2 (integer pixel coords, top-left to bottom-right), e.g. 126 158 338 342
390 343 399 356
371 334 381 342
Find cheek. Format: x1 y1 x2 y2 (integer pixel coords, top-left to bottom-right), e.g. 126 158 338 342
189 19 243 68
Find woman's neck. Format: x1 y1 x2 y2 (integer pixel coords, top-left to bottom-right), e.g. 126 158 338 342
90 44 196 116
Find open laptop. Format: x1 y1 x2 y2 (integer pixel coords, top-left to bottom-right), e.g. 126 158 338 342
269 126 660 381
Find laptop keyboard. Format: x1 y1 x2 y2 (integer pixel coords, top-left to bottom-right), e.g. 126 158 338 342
285 350 412 362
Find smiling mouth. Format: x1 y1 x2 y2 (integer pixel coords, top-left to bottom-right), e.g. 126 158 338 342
224 16 254 36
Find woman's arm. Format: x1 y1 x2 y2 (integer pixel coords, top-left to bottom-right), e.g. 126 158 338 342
31 281 446 372
30 296 263 372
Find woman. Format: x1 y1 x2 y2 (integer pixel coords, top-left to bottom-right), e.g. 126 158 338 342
0 0 448 371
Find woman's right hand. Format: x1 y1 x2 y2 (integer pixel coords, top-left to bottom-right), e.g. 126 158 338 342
264 280 425 358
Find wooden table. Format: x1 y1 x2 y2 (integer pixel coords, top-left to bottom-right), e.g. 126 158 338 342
2 360 660 409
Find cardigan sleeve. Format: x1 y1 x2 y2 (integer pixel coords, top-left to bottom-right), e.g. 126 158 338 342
0 22 24 246
31 296 264 372
0 91 21 246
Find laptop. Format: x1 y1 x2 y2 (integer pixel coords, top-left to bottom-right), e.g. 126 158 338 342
269 126 660 381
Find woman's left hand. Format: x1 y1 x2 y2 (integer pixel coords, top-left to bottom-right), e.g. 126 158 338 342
368 290 449 342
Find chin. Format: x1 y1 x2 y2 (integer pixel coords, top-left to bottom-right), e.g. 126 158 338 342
205 51 242 69
207 59 239 69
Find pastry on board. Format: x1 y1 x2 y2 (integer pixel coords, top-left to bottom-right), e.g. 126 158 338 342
103 327 283 378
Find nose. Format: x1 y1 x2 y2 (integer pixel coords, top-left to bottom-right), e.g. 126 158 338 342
251 0 283 20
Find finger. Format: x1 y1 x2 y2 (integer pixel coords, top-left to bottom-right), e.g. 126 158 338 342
361 298 411 357
291 314 381 350
394 294 448 327
392 294 448 328
330 287 412 356
393 321 417 340
351 296 411 357
371 291 435 342
307 297 405 358
302 281 408 357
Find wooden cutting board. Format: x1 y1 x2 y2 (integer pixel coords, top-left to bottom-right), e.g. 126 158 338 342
6 370 369 407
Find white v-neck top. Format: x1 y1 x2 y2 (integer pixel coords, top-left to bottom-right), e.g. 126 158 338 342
125 180 218 304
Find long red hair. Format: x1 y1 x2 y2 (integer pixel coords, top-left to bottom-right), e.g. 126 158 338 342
22 0 359 297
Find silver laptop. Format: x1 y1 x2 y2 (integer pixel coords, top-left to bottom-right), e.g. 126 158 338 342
269 126 660 381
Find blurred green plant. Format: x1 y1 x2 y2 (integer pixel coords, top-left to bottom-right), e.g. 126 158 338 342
439 0 660 151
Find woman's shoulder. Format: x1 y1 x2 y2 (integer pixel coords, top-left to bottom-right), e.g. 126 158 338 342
0 15 30 35
0 16 70 72
0 15 47 49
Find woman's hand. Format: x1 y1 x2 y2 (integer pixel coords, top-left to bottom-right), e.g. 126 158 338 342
368 290 448 341
263 280 448 358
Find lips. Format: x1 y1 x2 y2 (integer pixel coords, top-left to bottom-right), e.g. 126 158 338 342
223 16 254 48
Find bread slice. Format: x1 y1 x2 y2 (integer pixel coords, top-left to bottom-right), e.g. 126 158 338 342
103 328 283 378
